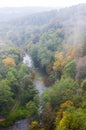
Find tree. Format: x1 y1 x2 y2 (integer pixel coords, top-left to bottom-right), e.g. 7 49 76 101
55 109 86 130
63 60 76 78
41 102 55 130
43 77 79 109
21 85 38 105
81 79 86 91
76 56 86 80
6 48 23 64
60 100 74 111
0 60 7 78
17 63 30 80
3 57 16 67
53 52 64 79
38 47 53 71
53 48 76 79
29 121 39 130
6 70 19 96
53 52 64 71
81 38 86 57
0 79 13 114
26 101 38 119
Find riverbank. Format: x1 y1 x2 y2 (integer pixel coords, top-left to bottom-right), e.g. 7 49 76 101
23 54 46 95
0 54 46 130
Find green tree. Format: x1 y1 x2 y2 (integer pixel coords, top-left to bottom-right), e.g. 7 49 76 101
6 70 19 96
26 101 38 119
63 60 76 78
0 79 13 114
43 77 79 109
81 79 86 91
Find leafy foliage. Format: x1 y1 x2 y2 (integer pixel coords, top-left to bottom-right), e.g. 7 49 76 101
0 4 86 130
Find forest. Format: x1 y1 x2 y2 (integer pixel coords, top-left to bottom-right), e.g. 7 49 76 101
0 4 86 130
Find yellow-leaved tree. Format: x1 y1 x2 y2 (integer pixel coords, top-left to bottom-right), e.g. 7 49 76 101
53 48 76 79
53 52 64 71
3 57 16 67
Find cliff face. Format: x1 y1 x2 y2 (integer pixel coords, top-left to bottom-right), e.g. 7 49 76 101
0 119 29 130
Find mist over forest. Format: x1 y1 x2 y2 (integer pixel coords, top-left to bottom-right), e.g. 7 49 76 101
0 4 86 130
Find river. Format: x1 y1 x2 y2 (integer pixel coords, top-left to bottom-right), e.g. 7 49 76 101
0 54 46 130
23 53 46 95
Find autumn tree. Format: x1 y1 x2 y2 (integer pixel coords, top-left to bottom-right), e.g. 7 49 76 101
3 57 16 67
29 121 46 130
29 121 39 130
55 109 86 130
53 48 76 79
60 100 74 111
53 52 64 79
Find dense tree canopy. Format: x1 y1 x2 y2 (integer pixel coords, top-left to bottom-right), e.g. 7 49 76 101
0 4 86 130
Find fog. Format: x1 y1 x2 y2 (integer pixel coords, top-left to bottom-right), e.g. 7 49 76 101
0 0 85 7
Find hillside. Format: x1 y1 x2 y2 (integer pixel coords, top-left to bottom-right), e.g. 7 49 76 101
0 4 86 130
0 4 86 47
0 7 53 22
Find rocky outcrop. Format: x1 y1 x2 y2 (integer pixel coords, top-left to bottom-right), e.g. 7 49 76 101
0 119 29 130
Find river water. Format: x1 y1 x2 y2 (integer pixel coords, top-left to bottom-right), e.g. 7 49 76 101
0 54 45 130
23 53 46 115
23 54 32 68
23 53 46 95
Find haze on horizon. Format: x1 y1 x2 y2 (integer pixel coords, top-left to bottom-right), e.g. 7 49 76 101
0 0 85 8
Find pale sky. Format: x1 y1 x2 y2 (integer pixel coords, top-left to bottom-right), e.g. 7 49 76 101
0 0 85 7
